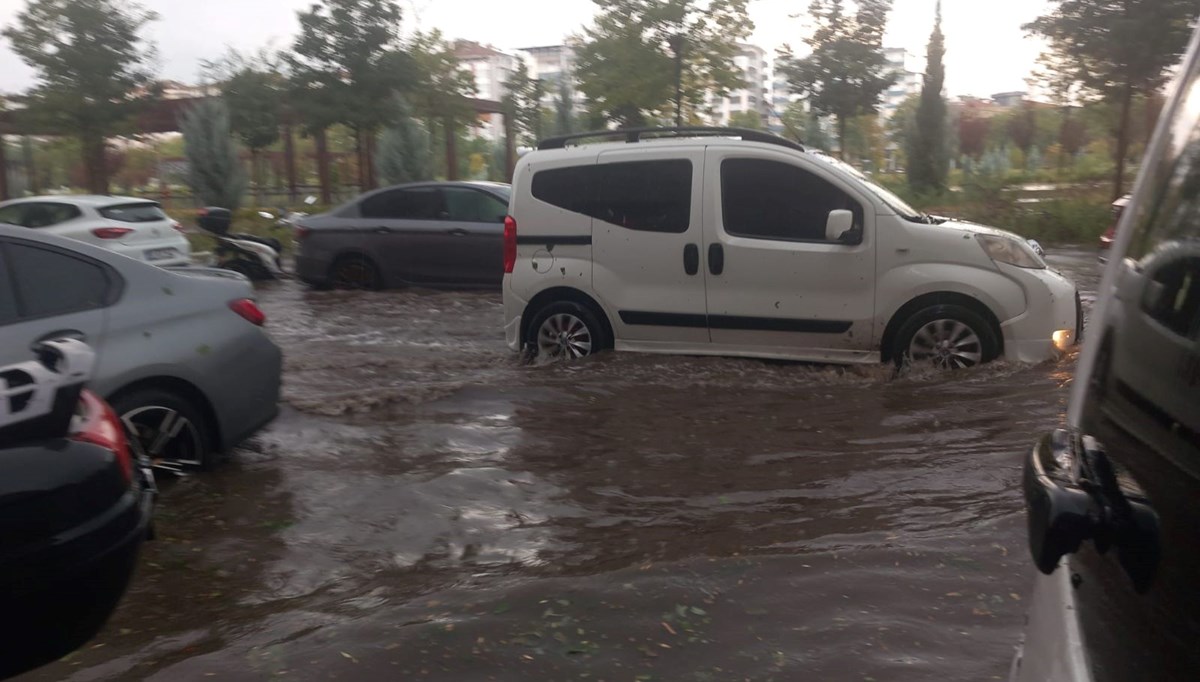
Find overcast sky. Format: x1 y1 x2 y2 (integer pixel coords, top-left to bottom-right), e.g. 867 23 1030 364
0 0 1051 98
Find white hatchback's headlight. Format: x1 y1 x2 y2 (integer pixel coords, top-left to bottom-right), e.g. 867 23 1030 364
976 234 1046 269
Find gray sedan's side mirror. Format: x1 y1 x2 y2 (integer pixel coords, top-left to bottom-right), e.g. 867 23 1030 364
825 209 854 243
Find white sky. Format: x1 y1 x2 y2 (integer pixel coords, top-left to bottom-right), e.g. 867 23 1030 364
0 0 1050 98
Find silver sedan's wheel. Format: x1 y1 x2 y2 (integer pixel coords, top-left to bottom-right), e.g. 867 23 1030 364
121 405 206 472
536 312 594 360
906 318 984 369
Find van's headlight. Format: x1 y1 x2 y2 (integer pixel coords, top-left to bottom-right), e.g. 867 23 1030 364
976 234 1046 269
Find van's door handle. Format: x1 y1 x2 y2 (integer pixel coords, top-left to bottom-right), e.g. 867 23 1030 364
708 243 724 275
683 243 699 275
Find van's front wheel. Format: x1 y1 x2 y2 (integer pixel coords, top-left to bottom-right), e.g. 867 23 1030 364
528 301 607 362
894 305 999 369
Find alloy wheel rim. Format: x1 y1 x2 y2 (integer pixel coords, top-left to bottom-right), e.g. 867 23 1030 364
536 313 593 360
121 405 205 470
908 319 983 369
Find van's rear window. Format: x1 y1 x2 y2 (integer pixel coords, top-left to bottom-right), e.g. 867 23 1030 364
99 203 169 223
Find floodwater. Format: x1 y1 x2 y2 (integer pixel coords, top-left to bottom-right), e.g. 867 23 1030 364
21 250 1102 681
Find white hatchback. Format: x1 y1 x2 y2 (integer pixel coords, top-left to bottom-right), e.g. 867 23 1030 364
502 128 1080 368
0 195 191 267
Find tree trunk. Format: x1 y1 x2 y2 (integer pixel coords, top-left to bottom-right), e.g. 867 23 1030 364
21 136 37 195
444 118 459 181
1112 82 1135 201
0 137 9 201
315 128 332 205
504 111 517 183
283 124 297 204
251 148 263 207
82 133 108 195
363 128 377 191
836 115 847 161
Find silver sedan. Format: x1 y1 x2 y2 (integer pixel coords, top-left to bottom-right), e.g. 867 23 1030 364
0 223 282 472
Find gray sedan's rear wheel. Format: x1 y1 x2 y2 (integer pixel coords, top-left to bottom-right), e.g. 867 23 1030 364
111 388 213 473
329 254 382 290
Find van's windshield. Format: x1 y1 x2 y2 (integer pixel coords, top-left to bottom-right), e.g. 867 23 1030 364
808 153 927 222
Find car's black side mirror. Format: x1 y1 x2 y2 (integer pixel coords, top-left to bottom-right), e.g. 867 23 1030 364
1023 429 1160 593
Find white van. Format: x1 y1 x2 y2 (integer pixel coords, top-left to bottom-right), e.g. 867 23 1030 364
501 128 1079 368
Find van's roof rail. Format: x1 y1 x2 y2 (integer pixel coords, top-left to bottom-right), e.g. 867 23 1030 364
536 126 806 152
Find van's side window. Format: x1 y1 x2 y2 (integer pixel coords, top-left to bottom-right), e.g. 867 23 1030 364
721 158 863 243
532 161 693 234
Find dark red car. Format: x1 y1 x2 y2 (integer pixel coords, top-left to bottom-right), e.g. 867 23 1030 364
1098 194 1131 262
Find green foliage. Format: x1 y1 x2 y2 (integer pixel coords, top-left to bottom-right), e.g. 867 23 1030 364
777 0 894 157
554 79 575 136
288 0 410 131
407 30 477 125
908 1 947 194
180 99 247 210
376 97 433 184
1025 0 1194 197
3 0 159 193
219 61 282 154
573 0 754 127
503 61 547 144
728 111 764 130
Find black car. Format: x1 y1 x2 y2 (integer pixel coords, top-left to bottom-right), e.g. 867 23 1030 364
0 340 155 679
1011 24 1200 682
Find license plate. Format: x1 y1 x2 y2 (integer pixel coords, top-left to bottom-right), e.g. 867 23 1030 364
145 248 177 261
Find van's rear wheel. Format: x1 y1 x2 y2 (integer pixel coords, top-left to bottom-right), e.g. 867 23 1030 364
528 301 607 362
894 305 999 369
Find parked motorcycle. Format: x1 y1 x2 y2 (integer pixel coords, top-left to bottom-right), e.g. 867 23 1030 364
196 207 286 281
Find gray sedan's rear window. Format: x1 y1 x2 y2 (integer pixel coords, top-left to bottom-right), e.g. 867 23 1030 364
100 203 168 223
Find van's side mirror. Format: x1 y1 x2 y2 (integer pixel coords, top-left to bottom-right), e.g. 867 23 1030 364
825 210 855 243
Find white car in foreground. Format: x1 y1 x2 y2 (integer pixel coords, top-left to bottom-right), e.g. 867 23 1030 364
0 195 191 267
502 127 1080 368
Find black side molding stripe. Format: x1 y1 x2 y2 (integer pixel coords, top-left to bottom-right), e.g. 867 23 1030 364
619 311 708 328
516 235 592 246
619 310 852 334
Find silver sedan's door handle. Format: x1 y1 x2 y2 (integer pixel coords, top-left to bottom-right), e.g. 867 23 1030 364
447 228 469 237
374 226 390 234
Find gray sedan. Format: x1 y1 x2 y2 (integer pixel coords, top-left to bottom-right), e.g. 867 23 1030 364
0 223 282 472
294 181 511 289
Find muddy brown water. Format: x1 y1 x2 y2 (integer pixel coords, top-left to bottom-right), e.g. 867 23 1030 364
20 250 1102 682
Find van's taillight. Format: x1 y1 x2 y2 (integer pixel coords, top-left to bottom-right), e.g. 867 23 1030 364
72 390 133 485
503 215 517 274
228 298 266 326
92 227 134 239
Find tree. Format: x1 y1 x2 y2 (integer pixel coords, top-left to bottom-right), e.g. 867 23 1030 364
288 0 412 191
376 96 433 184
3 0 158 193
207 51 283 205
554 79 576 135
1025 0 1194 199
908 1 947 193
573 0 753 128
958 113 989 159
406 30 477 178
503 61 547 144
180 99 246 210
1007 102 1037 155
777 0 895 158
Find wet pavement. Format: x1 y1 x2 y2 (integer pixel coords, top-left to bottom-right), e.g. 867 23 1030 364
21 250 1103 681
